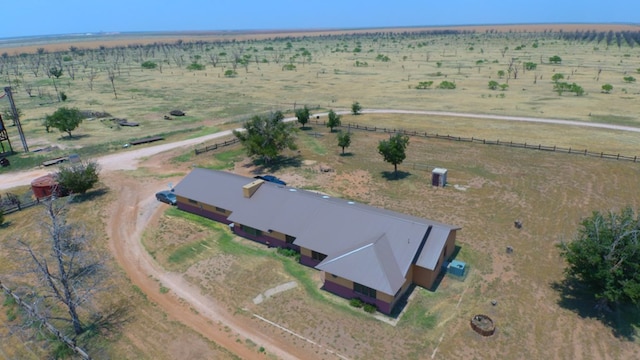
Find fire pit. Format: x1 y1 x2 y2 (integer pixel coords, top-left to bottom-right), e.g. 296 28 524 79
470 314 495 336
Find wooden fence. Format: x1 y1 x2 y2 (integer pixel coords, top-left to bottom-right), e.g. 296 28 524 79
311 120 640 163
0 279 92 360
194 138 240 155
1 198 40 215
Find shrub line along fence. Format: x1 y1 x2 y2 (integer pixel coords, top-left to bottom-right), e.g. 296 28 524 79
194 138 240 155
191 119 640 163
0 279 92 360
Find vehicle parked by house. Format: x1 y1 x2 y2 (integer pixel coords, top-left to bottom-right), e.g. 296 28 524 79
155 190 176 205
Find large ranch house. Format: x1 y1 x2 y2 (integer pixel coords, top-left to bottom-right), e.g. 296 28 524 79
173 168 460 315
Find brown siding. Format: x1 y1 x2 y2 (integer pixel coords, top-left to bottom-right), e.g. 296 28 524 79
413 265 437 289
300 247 312 257
445 230 457 258
268 230 287 242
324 273 353 288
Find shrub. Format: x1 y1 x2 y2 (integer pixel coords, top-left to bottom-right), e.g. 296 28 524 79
375 54 390 62
349 298 364 308
276 248 298 258
187 62 205 71
438 81 456 89
141 60 158 69
415 81 433 89
363 304 377 313
282 64 296 71
224 69 237 77
623 76 636 83
60 91 67 101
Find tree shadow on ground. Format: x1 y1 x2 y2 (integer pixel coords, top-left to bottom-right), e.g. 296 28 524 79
339 152 354 157
244 155 303 174
69 188 109 203
380 170 411 180
58 134 91 141
551 277 640 340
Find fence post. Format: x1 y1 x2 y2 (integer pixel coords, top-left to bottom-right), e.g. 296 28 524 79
584 149 587 155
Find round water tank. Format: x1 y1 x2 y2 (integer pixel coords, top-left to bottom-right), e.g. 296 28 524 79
31 174 63 199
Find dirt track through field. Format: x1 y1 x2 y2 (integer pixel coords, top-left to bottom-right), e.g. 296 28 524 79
3 108 640 358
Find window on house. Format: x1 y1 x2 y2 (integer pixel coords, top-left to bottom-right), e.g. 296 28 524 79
354 283 377 299
188 199 198 204
285 235 296 244
215 206 226 213
311 251 327 261
241 225 261 237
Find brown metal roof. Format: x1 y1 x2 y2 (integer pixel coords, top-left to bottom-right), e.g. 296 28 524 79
173 168 459 296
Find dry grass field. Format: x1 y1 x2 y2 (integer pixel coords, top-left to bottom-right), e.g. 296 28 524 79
1 24 640 359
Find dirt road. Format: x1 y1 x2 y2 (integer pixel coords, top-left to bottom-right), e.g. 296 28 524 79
2 109 639 191
105 174 313 360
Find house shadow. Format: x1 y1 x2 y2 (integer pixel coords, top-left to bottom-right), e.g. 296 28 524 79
551 277 640 340
381 170 411 181
388 284 417 319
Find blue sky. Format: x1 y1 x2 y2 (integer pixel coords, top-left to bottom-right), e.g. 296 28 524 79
3 0 638 39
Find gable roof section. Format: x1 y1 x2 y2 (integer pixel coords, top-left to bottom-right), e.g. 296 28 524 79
173 168 460 296
316 234 406 295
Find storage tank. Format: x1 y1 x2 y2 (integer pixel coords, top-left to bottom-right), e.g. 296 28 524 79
31 174 64 199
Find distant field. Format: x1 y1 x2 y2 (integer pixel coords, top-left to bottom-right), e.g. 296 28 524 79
0 23 638 171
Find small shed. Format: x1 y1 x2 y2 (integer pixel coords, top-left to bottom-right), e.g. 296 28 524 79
432 168 448 187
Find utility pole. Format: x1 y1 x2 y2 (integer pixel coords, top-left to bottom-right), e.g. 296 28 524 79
4 87 28 152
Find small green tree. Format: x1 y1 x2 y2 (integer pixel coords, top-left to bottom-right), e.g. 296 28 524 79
549 55 562 64
351 101 362 115
601 84 613 93
49 67 63 78
326 109 341 132
378 133 410 178
141 61 157 69
497 70 505 78
337 131 351 155
233 111 298 164
558 207 640 307
488 80 499 90
499 83 509 91
224 69 236 77
571 83 585 96
524 62 537 70
438 81 456 89
44 107 84 138
623 76 636 83
295 105 310 129
187 62 205 71
56 161 100 194
551 73 565 83
415 81 434 89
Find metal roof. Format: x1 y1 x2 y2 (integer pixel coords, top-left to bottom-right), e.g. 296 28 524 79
173 168 459 296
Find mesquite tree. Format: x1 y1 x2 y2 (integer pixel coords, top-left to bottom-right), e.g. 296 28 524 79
18 199 104 335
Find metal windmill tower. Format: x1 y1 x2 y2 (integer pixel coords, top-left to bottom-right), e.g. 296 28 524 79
1 86 29 153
